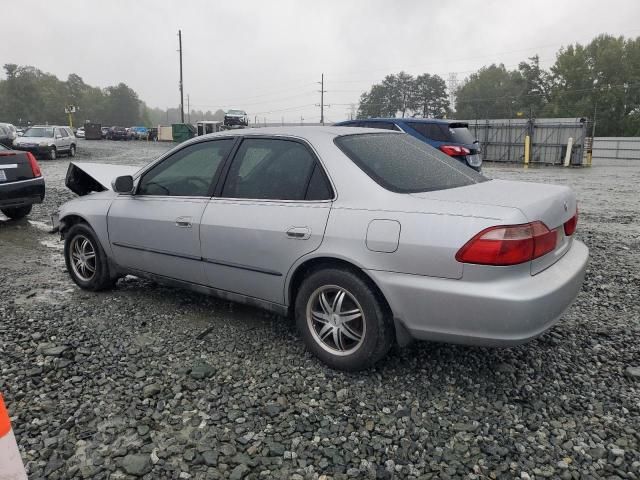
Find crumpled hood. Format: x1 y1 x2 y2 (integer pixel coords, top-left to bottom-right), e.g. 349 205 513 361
65 162 140 196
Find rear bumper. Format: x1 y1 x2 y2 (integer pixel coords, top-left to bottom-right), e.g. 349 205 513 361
0 177 45 208
368 240 589 346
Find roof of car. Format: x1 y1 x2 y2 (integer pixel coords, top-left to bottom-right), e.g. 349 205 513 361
188 126 397 144
340 118 462 125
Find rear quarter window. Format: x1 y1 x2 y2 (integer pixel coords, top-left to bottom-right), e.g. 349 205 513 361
334 133 487 193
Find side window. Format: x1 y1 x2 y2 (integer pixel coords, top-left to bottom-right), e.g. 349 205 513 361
54 128 62 138
138 139 233 197
63 128 71 137
221 138 316 200
305 164 333 200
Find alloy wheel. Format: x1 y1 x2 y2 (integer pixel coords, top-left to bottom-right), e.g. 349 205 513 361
306 285 366 356
69 234 96 282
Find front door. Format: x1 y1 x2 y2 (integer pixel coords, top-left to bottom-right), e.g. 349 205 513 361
108 138 235 284
200 137 334 305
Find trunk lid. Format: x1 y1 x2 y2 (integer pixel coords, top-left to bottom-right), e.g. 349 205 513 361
0 151 34 183
411 179 578 274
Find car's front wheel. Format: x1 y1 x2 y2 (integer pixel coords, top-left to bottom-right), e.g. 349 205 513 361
64 223 115 291
1 205 32 219
295 268 394 371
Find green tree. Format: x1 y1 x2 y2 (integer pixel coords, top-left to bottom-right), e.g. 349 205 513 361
546 34 637 136
518 55 550 116
103 83 141 126
455 64 525 119
413 73 449 118
358 72 449 118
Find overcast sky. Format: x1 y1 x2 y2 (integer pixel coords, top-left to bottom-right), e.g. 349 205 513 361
3 0 640 123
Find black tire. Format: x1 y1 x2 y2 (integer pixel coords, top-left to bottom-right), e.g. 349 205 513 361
64 223 115 291
69 144 76 157
48 147 56 160
1 204 32 219
295 268 394 371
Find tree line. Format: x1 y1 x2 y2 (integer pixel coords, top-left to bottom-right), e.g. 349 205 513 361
358 34 640 136
0 64 226 128
0 64 146 127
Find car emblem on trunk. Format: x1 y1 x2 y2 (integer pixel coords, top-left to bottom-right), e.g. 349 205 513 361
563 201 568 212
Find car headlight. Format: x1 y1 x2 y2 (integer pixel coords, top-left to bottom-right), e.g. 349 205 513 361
39 141 48 147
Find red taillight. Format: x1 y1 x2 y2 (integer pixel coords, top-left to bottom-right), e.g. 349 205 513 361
439 145 471 156
564 207 578 236
0 152 17 157
26 152 42 178
456 221 557 266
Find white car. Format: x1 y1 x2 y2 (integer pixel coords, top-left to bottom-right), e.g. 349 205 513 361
13 125 77 160
76 127 85 139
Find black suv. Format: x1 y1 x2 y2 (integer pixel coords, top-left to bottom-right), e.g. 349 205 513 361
107 126 129 140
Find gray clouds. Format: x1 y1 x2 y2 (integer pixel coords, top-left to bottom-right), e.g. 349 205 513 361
3 0 639 122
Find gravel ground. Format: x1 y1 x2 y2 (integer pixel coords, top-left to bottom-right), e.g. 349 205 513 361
1 139 639 479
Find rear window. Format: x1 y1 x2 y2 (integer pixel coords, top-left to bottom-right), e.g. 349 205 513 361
447 123 476 144
334 133 487 193
408 122 477 145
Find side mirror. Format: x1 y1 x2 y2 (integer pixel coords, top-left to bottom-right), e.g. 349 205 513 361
112 175 134 194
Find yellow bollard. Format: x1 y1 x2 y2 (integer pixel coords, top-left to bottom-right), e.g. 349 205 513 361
524 135 530 166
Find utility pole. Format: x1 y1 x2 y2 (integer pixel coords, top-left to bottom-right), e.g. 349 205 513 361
317 73 326 125
178 30 185 124
187 94 190 124
349 103 356 120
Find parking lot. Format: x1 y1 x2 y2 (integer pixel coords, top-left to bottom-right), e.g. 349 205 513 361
1 139 639 479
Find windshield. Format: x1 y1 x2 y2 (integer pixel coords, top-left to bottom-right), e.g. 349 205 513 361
335 133 487 193
227 110 245 115
23 127 54 138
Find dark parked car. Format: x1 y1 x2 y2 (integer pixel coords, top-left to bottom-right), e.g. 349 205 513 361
335 118 483 171
0 144 44 219
107 126 129 140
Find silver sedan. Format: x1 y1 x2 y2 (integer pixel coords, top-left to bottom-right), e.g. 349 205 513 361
55 127 588 370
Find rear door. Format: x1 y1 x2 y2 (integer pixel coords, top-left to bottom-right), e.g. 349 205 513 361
107 138 235 284
55 127 70 152
200 136 333 304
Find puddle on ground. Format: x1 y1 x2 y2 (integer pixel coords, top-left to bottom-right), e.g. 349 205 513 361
14 287 75 306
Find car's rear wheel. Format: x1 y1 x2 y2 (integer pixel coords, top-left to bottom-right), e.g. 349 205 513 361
1 205 32 220
69 144 76 157
48 147 56 160
295 268 394 371
64 223 115 291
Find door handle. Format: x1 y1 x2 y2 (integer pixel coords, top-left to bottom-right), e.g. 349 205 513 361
175 216 192 228
286 227 311 240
